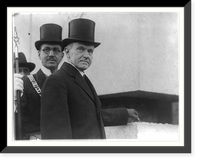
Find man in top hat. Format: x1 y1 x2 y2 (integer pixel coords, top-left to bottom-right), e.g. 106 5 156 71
14 23 64 140
41 18 139 139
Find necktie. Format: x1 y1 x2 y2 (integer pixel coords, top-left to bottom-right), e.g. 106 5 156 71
83 74 86 80
83 75 90 88
83 74 94 99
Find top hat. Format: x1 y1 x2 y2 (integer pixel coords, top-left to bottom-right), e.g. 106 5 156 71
14 52 35 72
35 23 62 50
62 18 101 49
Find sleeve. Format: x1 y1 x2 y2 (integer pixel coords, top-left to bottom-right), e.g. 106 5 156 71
41 74 72 139
101 108 129 126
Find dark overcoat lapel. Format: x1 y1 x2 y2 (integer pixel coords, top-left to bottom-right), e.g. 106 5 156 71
62 63 101 105
63 63 105 136
63 62 106 139
41 62 106 139
76 77 94 101
35 69 47 90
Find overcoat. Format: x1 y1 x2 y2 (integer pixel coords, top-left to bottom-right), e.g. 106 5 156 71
41 62 128 139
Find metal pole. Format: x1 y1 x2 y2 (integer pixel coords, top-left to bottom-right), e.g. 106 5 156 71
14 26 22 140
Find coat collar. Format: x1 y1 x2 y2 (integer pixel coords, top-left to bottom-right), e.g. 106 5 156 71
34 69 47 89
67 61 85 77
61 62 95 102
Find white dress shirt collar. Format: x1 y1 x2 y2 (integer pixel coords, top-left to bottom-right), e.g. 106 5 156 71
41 66 52 77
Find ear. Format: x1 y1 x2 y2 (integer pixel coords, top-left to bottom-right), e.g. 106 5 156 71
38 50 41 60
64 47 69 53
64 48 70 58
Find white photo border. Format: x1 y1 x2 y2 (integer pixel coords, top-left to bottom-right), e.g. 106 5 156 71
4 4 191 153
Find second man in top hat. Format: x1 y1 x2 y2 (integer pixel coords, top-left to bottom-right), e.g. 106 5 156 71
15 23 64 140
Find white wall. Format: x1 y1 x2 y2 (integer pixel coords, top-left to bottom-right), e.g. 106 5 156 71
13 12 179 95
138 13 178 95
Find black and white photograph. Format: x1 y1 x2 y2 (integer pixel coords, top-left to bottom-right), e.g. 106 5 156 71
3 5 191 154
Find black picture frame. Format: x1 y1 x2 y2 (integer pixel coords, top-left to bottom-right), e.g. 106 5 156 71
2 2 191 153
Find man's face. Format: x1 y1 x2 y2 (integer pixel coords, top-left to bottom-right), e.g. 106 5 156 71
38 44 64 71
15 67 30 76
65 42 94 72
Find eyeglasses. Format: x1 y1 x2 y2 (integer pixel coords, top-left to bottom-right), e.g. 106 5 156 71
42 47 61 55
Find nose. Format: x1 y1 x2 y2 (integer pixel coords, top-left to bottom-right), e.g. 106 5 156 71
49 50 54 56
83 51 90 58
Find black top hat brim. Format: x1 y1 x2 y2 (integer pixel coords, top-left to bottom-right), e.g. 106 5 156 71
35 40 62 50
61 38 101 50
19 62 36 72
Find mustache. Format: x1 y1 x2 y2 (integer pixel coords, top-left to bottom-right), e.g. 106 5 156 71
47 57 57 61
80 60 89 63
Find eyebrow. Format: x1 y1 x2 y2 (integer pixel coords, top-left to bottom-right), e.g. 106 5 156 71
43 47 61 49
77 44 94 50
40 44 62 49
